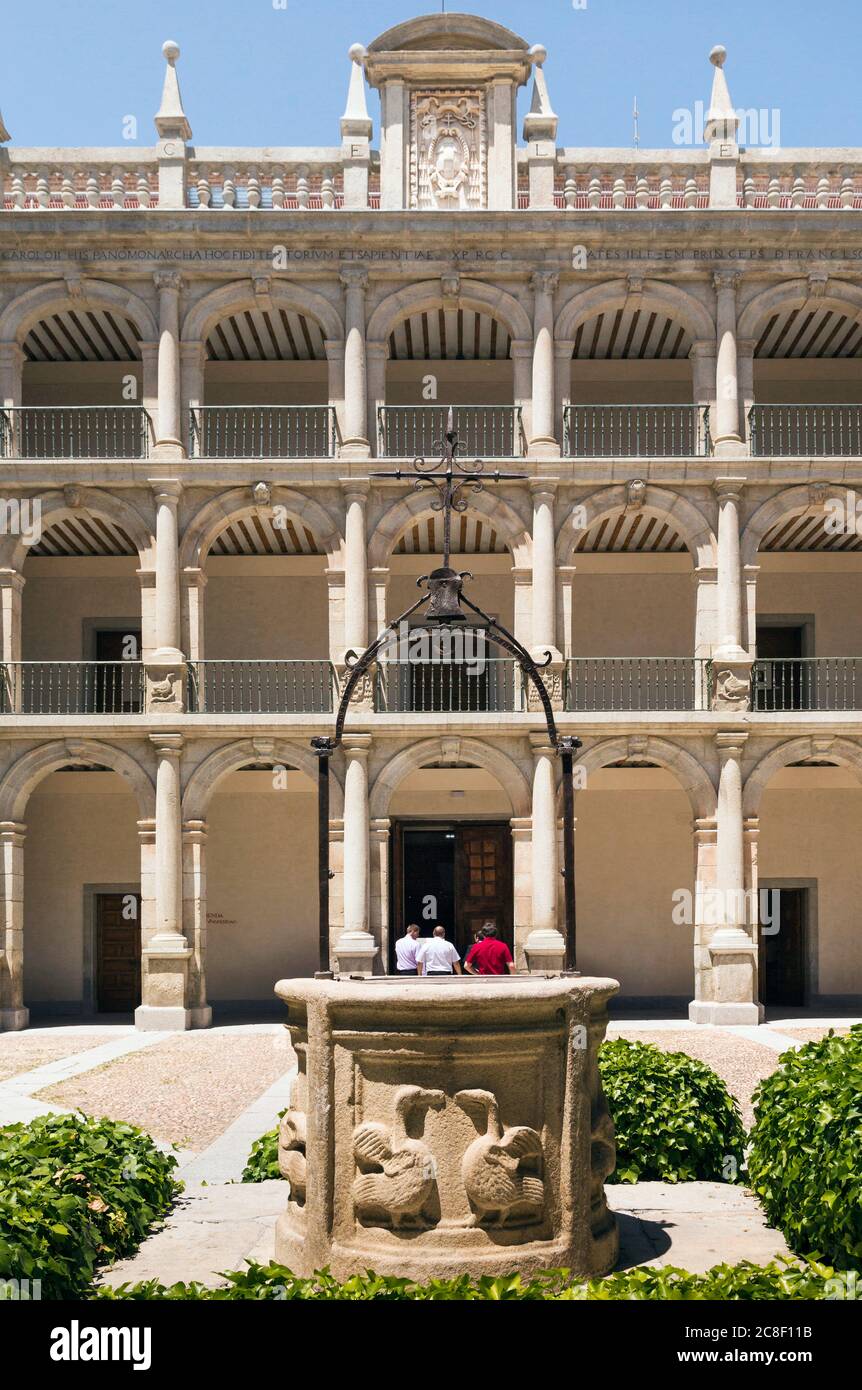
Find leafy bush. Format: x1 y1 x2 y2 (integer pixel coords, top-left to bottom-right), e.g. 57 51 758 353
598 1039 746 1183
0 1112 179 1299
241 1112 283 1183
97 1257 841 1301
748 1026 862 1268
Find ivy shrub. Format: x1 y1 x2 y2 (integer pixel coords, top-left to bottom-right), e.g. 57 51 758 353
747 1026 862 1269
241 1112 284 1183
0 1112 179 1299
97 1257 842 1301
598 1039 746 1183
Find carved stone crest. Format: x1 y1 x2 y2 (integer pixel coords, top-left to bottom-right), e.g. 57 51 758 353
411 90 487 210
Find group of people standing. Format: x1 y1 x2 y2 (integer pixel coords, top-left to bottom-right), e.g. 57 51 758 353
395 922 515 977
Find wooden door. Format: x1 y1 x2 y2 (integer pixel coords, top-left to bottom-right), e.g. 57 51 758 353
759 886 806 1007
454 824 512 960
96 893 142 1014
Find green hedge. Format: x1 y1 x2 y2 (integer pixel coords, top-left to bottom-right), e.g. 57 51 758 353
748 1026 862 1269
97 1257 843 1301
598 1039 746 1183
0 1112 179 1299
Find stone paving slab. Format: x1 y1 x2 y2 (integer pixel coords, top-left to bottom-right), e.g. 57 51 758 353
607 1181 791 1274
99 1179 790 1290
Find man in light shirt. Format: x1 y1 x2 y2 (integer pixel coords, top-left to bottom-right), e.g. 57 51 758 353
395 923 421 976
416 925 462 977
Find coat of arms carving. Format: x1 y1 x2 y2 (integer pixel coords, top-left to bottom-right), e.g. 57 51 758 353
410 89 487 210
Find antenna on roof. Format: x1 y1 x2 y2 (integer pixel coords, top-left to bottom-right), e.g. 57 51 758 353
633 95 640 149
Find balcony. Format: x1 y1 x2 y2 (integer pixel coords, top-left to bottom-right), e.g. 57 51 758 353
0 407 151 460
748 405 862 458
376 659 521 713
566 658 711 712
187 660 334 714
378 406 524 459
1 662 144 714
188 407 337 459
752 658 862 712
564 405 710 458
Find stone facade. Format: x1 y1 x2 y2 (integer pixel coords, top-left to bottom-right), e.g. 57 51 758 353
1 16 862 1030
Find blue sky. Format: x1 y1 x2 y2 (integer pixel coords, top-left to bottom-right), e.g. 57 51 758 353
2 0 860 150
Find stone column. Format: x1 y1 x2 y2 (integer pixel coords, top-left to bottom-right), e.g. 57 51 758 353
689 735 761 1024
325 339 346 452
530 484 560 660
181 567 207 665
136 735 192 1030
154 272 184 450
343 484 369 655
737 338 756 448
711 479 752 710
0 569 24 712
139 342 159 453
340 266 369 457
183 819 212 1028
326 568 346 669
369 817 391 972
525 737 566 972
713 273 742 455
510 817 532 969
148 480 185 712
366 342 389 457
530 272 560 457
558 564 576 661
0 821 28 1030
180 340 205 455
336 735 377 975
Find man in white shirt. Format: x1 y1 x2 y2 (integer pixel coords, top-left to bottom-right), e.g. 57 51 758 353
395 923 421 975
416 925 462 977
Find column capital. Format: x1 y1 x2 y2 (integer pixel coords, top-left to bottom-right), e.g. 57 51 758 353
0 821 27 843
736 337 757 358
181 564 207 591
183 819 208 843
340 263 369 291
149 478 183 505
0 567 25 593
510 338 534 360
344 733 372 759
137 817 157 843
0 342 25 367
713 476 746 501
554 338 575 360
529 732 558 757
689 339 717 360
530 480 558 501
715 731 748 758
713 270 741 294
154 270 184 294
365 339 390 361
341 479 370 502
149 733 184 757
531 268 559 297
325 338 345 362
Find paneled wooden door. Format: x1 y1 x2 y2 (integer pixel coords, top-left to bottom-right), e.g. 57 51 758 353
453 825 513 959
95 892 142 1014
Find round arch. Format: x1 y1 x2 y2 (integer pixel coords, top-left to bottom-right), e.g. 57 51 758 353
182 739 344 823
741 485 828 566
0 740 156 824
737 277 862 343
181 279 344 346
743 737 862 818
0 278 158 347
367 488 532 569
570 736 716 820
369 737 531 821
366 278 533 347
556 484 717 568
0 487 156 572
179 486 344 570
555 278 715 345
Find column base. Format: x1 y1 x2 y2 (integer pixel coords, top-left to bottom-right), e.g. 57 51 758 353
688 1000 765 1026
339 438 371 461
527 437 562 460
524 927 566 974
134 1005 192 1032
190 1006 213 1029
0 1007 29 1031
334 930 378 977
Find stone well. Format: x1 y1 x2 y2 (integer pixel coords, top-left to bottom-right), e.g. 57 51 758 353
273 974 620 1281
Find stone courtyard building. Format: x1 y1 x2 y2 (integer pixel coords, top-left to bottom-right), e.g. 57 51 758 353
0 13 860 1030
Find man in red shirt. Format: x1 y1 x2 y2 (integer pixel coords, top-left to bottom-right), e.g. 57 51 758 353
464 922 515 976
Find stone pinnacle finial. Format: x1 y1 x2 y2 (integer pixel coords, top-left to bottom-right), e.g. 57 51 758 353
155 37 192 141
0 107 9 144
704 42 738 144
523 43 557 141
341 43 372 140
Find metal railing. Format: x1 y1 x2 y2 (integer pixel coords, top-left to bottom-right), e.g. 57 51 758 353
378 406 524 459
0 407 151 459
187 660 335 713
376 659 520 713
564 405 710 458
752 658 862 712
565 658 712 711
748 405 862 457
188 406 337 458
0 662 145 714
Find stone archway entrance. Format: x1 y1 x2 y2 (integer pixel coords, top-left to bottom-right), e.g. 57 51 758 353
390 819 513 967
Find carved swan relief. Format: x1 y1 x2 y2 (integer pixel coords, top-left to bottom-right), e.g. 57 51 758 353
455 1089 545 1228
352 1085 445 1229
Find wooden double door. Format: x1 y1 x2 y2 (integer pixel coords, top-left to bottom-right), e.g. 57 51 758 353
390 822 513 967
95 892 142 1014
